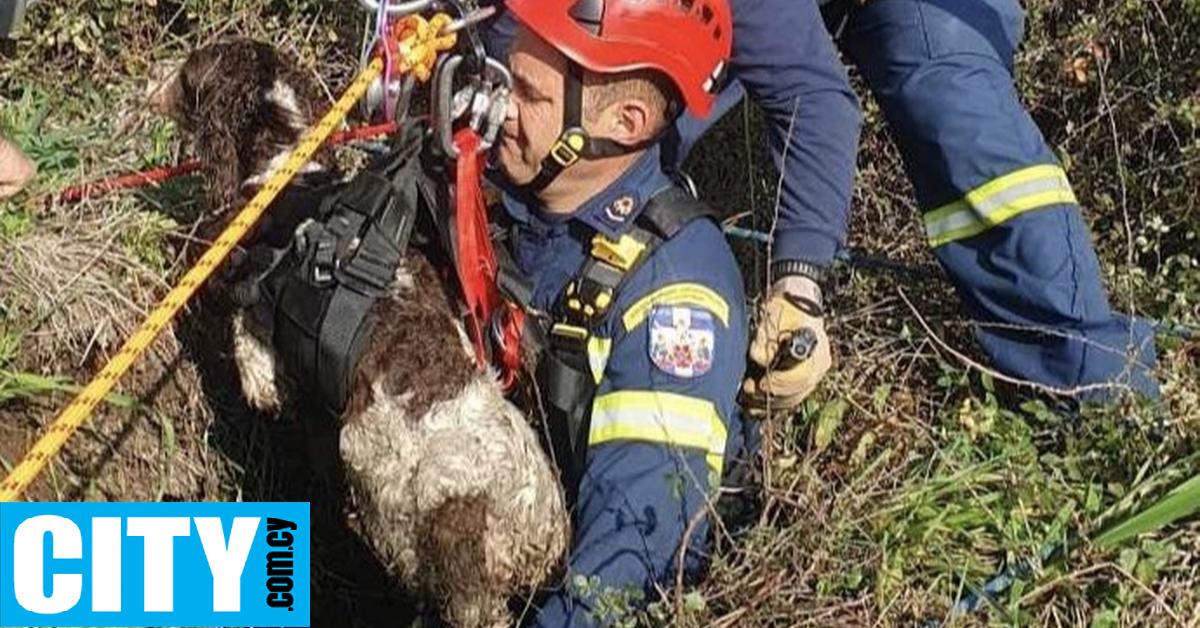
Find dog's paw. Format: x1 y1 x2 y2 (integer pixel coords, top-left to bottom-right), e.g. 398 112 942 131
231 314 282 412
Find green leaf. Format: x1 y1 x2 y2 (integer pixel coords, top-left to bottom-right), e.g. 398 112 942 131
871 384 892 415
1085 484 1103 514
683 591 706 613
1094 474 1200 547
1090 608 1119 628
160 417 177 459
0 370 137 409
1117 547 1138 573
814 398 848 451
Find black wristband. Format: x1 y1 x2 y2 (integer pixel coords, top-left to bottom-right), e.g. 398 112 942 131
782 293 824 317
770 259 829 285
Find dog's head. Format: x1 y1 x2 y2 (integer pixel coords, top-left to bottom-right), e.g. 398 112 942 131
149 38 324 207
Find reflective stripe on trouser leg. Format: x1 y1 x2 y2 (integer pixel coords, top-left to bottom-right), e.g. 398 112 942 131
923 165 1078 248
589 390 727 478
841 0 1160 398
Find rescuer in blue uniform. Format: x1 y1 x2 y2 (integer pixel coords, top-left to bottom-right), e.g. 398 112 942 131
489 0 1160 408
493 0 749 624
484 0 864 409
801 0 1162 399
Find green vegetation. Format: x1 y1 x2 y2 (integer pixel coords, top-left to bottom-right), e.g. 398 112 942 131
0 0 1195 625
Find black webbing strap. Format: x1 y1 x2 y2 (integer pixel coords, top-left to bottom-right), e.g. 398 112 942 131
536 185 717 497
259 126 433 414
638 186 717 239
523 61 657 194
536 342 595 492
320 130 432 410
524 63 587 193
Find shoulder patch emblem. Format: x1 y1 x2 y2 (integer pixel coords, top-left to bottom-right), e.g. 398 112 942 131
604 195 636 223
649 306 715 378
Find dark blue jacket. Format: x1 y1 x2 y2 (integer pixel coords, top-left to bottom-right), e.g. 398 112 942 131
504 146 748 627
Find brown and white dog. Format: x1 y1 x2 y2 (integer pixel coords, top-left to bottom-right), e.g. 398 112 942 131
150 39 568 628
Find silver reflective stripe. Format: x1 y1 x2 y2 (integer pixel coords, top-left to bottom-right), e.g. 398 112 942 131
923 165 1078 247
589 391 727 476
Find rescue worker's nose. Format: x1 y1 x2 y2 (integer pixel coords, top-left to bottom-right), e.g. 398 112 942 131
505 96 518 124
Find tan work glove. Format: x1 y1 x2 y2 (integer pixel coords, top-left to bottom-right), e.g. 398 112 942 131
742 275 831 412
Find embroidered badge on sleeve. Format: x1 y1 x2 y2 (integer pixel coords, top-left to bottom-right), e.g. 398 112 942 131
649 306 716 378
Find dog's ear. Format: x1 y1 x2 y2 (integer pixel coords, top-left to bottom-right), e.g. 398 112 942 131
196 118 243 209
162 39 321 208
191 40 282 207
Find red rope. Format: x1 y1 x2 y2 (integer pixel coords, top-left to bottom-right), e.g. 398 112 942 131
329 120 400 145
451 128 524 390
55 121 402 204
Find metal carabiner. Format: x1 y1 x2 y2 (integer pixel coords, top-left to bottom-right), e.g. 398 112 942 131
433 54 513 158
478 84 510 150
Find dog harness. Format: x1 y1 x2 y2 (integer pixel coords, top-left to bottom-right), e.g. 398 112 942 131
233 127 438 414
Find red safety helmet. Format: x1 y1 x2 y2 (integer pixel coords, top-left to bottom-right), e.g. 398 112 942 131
506 0 732 118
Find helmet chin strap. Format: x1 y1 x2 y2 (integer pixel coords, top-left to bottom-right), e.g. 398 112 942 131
522 62 648 193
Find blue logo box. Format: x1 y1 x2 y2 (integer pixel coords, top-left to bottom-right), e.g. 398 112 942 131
0 502 309 627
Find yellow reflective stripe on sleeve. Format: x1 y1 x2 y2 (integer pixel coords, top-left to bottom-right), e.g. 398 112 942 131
587 336 612 385
923 164 1078 248
621 283 730 332
589 390 728 476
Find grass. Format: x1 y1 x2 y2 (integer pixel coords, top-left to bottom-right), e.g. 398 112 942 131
0 0 1197 626
0 369 139 408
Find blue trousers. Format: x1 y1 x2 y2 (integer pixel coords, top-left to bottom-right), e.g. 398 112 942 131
839 0 1158 398
677 0 1159 399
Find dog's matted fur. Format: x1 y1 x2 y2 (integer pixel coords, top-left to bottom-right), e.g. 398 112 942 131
151 38 568 628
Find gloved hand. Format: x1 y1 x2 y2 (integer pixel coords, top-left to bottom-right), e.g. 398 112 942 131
742 275 831 412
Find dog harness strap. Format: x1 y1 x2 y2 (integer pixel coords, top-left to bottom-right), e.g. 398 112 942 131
259 125 437 414
337 171 401 288
538 185 717 494
320 128 434 411
317 282 377 410
311 170 398 409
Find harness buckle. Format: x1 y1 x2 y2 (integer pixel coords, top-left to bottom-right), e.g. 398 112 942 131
549 322 589 350
312 263 334 286
550 129 587 167
296 220 339 287
590 233 646 271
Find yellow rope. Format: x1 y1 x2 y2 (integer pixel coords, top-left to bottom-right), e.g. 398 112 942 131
0 14 456 502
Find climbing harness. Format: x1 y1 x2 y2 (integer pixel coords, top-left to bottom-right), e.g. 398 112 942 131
518 186 719 492
227 1 525 409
